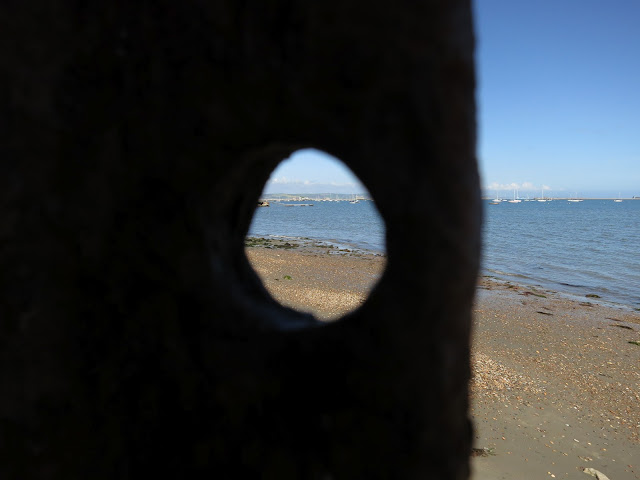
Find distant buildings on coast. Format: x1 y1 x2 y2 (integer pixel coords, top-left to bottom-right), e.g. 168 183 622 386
259 193 373 202
481 193 640 201
266 192 638 203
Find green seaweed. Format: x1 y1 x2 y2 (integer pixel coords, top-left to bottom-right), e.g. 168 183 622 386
525 291 547 298
275 242 298 249
244 237 273 247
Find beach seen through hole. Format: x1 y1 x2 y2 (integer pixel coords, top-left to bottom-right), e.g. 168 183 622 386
245 149 387 321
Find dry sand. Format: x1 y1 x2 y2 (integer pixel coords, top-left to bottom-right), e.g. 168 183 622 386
245 240 640 479
471 280 639 480
245 237 386 321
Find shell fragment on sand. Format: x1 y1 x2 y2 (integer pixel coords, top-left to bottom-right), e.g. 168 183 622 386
581 467 611 480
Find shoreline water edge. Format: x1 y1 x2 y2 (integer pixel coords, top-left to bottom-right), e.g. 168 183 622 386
247 234 640 313
245 237 640 480
250 199 640 309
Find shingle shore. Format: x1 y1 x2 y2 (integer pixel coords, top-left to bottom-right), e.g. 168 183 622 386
245 237 386 321
246 241 640 479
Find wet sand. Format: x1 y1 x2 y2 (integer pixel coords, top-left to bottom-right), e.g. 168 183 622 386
245 241 640 479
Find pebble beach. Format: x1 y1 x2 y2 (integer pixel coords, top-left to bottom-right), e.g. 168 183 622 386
245 238 640 479
471 280 639 480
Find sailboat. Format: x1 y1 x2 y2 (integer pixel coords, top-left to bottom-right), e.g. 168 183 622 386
508 189 521 203
490 191 501 204
568 192 583 202
537 189 548 202
614 193 623 202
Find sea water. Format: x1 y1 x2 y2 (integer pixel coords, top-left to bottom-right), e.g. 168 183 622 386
248 200 386 253
482 199 640 309
248 199 640 309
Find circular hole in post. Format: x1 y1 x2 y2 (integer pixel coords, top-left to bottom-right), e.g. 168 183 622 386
245 149 387 321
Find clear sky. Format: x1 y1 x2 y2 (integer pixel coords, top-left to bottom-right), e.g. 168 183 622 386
263 149 369 195
264 1 640 198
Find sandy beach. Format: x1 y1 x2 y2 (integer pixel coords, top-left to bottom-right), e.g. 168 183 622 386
471 281 639 480
245 237 387 321
245 239 640 479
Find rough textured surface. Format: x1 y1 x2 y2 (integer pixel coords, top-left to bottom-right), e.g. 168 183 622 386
1 1 479 478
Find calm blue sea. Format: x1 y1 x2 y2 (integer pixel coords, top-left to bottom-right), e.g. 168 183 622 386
248 199 640 309
248 200 386 253
482 199 640 309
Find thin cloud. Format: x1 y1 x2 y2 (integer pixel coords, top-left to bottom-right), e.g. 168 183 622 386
268 176 360 188
268 176 303 185
329 181 359 187
263 181 368 195
268 176 319 185
485 182 552 192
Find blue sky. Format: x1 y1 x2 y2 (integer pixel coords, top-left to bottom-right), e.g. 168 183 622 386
264 1 640 198
263 149 369 195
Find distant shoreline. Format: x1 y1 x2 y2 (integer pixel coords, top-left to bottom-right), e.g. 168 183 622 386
481 197 640 200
